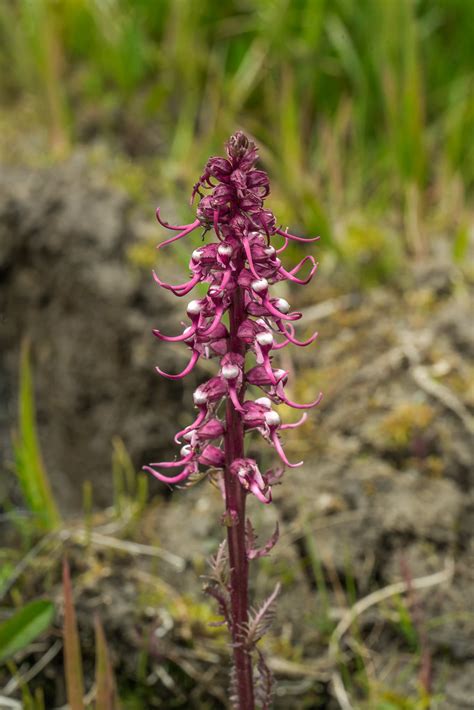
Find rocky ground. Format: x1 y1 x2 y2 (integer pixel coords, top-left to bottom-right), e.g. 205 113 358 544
0 161 473 708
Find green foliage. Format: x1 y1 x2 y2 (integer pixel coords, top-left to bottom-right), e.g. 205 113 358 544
0 0 471 256
62 559 120 710
12 340 61 533
112 436 148 526
0 599 55 664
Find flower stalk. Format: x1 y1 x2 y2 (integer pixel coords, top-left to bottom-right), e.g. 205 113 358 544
145 132 321 708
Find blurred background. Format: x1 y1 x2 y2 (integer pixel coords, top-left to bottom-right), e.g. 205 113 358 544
0 1 472 708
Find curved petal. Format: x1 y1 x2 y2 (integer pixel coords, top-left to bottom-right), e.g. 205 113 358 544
228 383 244 412
157 219 201 249
156 207 198 231
278 391 323 410
153 324 197 343
242 236 262 279
280 413 308 430
262 297 302 321
276 321 318 347
270 432 303 468
156 350 200 380
249 482 272 504
278 257 319 285
275 227 320 243
274 236 289 253
143 463 195 485
174 408 207 443
152 271 201 296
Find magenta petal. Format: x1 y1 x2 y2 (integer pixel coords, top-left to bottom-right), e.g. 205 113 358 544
278 257 319 285
174 408 207 443
156 350 199 380
280 413 308 430
279 391 323 410
152 270 201 296
156 207 197 231
249 482 272 504
158 219 201 249
148 450 194 468
271 432 303 468
228 384 244 412
263 297 301 321
153 324 197 343
143 463 194 484
199 307 225 337
275 227 320 243
277 322 318 347
242 237 261 279
275 236 289 253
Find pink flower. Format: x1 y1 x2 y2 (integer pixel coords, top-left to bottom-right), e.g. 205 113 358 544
145 131 321 498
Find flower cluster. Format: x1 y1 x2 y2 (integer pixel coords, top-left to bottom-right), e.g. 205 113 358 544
145 132 321 503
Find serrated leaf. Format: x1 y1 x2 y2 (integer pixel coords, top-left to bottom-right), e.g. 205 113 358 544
0 599 55 663
62 559 85 710
247 522 279 560
243 583 281 649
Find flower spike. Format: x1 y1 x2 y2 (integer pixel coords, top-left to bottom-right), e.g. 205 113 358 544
145 132 323 709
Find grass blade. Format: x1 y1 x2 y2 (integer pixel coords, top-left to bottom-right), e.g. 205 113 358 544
94 615 119 710
62 559 85 710
0 600 54 663
12 339 61 532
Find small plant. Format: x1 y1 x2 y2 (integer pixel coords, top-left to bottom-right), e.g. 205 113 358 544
12 339 61 533
145 132 320 707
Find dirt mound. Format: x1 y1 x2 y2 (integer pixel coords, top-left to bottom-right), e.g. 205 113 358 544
0 160 193 510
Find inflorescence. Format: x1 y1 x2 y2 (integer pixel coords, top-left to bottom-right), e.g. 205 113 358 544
144 131 321 503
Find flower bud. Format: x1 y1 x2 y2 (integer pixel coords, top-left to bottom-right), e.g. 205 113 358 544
193 388 208 405
274 298 290 313
251 277 269 293
255 397 272 409
255 331 273 347
187 299 202 315
218 243 233 257
222 364 240 380
264 411 281 427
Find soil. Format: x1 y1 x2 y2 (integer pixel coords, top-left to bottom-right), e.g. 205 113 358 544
0 160 473 708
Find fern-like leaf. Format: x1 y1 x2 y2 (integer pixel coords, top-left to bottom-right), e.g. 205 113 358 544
254 648 274 710
242 583 281 650
247 522 279 560
203 539 231 629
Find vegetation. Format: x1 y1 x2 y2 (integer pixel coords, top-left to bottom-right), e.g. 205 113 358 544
0 0 472 265
0 2 472 708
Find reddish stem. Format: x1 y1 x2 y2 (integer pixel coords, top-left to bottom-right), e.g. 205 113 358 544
223 280 255 709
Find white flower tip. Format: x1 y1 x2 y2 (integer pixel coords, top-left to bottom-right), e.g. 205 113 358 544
221 364 240 380
275 298 290 313
192 249 202 261
218 243 233 256
187 299 202 315
255 396 272 409
180 445 192 457
193 389 207 405
264 410 281 427
256 331 273 346
264 246 276 256
251 277 269 293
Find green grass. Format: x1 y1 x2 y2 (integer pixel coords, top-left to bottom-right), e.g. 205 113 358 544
0 0 472 261
11 340 61 533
